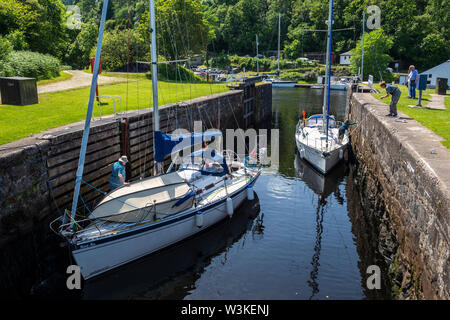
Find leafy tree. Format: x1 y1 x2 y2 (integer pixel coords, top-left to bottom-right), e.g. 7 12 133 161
93 28 146 71
0 36 12 61
0 0 68 59
419 33 450 70
6 31 29 51
65 20 99 69
137 0 213 61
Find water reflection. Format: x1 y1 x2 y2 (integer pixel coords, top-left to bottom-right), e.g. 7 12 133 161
82 195 262 299
294 154 348 299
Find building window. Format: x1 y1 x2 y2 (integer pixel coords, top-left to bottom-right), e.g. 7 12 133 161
429 74 432 78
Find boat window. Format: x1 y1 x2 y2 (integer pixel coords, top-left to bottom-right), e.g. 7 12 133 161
306 117 336 128
180 152 226 175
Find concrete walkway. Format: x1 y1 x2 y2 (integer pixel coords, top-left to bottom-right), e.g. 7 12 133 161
355 93 450 192
37 70 128 94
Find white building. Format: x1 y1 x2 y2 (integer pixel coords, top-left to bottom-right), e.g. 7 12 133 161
339 51 352 65
420 60 450 88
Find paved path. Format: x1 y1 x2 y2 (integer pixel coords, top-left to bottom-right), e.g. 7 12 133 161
426 94 447 110
37 70 127 94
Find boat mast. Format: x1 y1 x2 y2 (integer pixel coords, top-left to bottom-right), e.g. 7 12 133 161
361 10 365 84
68 0 109 226
256 34 259 74
150 0 160 175
277 12 281 76
323 0 333 141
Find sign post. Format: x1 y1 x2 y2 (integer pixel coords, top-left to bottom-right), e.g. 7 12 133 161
90 57 102 102
415 74 428 108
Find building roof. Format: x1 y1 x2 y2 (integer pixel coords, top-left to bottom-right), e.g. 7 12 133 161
422 59 450 74
340 51 352 56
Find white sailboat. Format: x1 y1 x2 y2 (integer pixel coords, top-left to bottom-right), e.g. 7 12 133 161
265 13 297 88
50 0 261 280
294 0 348 174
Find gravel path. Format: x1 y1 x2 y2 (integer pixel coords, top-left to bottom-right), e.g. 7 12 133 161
37 70 127 94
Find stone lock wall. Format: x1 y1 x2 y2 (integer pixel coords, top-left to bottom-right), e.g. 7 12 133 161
347 93 449 299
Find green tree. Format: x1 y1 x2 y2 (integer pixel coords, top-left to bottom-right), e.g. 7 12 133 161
350 28 393 81
6 31 29 51
419 33 450 69
94 28 146 71
65 20 99 69
0 0 68 59
0 36 12 61
137 0 213 61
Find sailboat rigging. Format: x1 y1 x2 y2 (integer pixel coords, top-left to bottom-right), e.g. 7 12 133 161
264 13 297 88
51 0 262 280
294 0 348 174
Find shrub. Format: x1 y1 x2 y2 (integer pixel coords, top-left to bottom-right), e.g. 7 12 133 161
0 36 12 61
6 31 29 51
146 64 203 82
279 72 302 81
95 29 146 71
0 51 61 80
304 70 318 82
332 66 352 77
209 54 231 69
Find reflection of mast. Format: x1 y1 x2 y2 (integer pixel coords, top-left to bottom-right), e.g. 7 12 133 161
274 103 279 129
307 196 326 299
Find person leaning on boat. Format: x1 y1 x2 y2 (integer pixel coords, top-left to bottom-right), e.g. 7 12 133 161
109 155 130 190
338 120 356 143
379 81 401 117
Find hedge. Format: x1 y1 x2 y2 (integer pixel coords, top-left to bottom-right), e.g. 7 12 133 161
0 51 61 80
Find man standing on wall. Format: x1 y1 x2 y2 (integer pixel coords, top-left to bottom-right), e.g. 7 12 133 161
406 65 419 99
380 81 401 117
109 155 130 190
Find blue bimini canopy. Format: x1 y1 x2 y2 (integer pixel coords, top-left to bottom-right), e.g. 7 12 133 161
154 130 222 163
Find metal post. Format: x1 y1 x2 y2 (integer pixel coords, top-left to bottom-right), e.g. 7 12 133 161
417 89 423 107
69 0 109 227
361 10 365 89
323 0 333 143
277 12 281 76
150 0 160 175
256 35 260 74
256 34 259 75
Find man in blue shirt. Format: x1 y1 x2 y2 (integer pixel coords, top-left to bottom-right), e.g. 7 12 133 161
380 81 401 117
406 65 419 99
109 155 130 190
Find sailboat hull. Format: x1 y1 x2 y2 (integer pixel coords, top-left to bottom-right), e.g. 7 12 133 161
295 132 347 174
265 79 297 88
71 174 259 280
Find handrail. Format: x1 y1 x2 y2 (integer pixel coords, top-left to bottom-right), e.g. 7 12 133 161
95 95 124 120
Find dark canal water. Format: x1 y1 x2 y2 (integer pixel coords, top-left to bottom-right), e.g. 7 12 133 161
74 87 388 300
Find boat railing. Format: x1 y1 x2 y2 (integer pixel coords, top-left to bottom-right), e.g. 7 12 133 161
50 206 170 239
302 129 341 152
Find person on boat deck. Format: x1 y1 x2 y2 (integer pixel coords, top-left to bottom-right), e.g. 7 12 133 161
109 155 130 190
379 81 401 117
338 120 356 142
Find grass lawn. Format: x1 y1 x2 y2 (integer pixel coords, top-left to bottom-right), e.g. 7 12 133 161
36 71 73 86
372 84 450 149
0 78 228 145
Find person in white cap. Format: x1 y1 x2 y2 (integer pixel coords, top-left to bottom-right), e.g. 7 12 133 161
109 155 130 190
